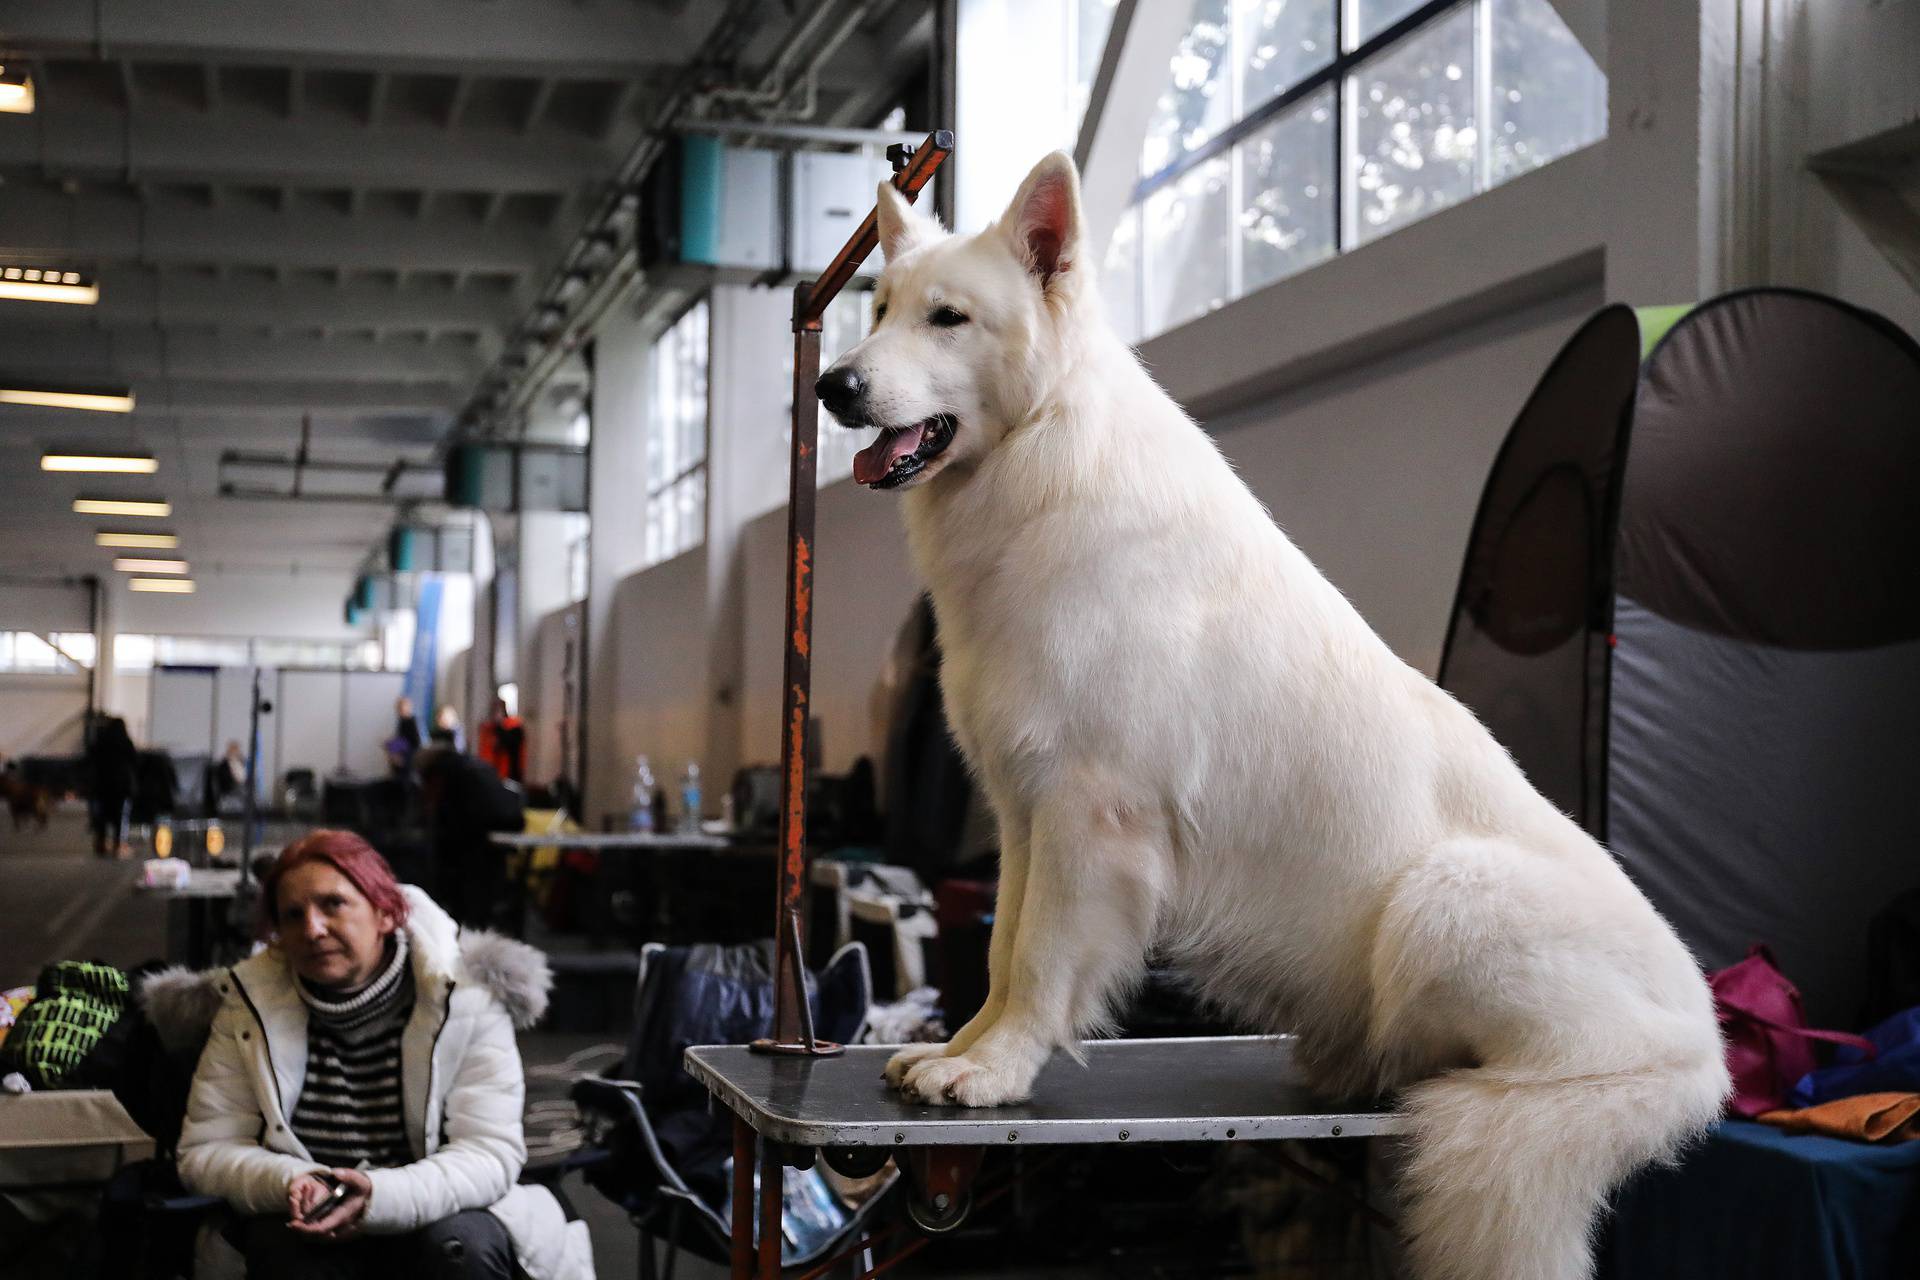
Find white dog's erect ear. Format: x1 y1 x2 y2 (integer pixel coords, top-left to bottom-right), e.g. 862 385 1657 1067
875 180 938 262
1001 151 1083 289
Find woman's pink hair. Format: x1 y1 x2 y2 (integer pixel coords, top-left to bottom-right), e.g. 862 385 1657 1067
259 828 410 939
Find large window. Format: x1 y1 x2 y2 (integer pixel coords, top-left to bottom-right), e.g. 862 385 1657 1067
0 632 95 674
643 299 710 567
1103 0 1603 341
956 0 1119 233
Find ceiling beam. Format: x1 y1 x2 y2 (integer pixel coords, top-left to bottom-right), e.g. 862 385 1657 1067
0 186 565 273
2 329 488 385
1 101 621 192
0 271 522 333
0 0 724 78
819 4 935 130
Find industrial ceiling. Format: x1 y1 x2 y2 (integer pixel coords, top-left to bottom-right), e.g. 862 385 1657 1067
0 0 931 583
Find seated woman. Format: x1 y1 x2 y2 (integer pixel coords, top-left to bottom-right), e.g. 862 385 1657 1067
166 829 593 1279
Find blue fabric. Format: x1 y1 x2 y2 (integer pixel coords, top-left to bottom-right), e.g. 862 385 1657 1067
1792 1006 1920 1106
1599 1120 1920 1279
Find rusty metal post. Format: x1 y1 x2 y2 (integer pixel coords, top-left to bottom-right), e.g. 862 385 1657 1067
753 129 953 1059
758 285 827 1053
730 1115 754 1279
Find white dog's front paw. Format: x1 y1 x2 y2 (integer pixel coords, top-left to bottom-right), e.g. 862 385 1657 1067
901 1052 1034 1107
883 1042 949 1088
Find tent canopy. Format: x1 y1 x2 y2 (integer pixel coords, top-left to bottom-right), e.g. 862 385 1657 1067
1440 288 1920 1025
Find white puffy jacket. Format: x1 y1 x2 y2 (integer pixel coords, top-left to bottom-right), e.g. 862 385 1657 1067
151 886 595 1280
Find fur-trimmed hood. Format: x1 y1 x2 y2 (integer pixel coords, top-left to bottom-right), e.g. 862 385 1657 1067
140 885 550 1054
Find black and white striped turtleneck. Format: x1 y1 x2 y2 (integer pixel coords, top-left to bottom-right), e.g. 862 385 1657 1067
290 931 415 1169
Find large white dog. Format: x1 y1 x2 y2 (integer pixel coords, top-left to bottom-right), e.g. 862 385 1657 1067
815 152 1728 1280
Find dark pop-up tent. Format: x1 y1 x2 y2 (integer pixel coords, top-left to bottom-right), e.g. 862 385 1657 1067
1439 287 1920 1026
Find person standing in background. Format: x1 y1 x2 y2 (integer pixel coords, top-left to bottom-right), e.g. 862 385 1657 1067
430 705 464 752
210 739 248 813
477 697 525 784
416 747 524 929
86 712 139 857
390 697 422 769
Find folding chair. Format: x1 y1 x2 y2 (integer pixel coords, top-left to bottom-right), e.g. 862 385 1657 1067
572 940 891 1277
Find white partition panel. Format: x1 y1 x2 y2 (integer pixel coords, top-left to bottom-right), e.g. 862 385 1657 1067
342 671 407 777
148 668 217 756
276 670 346 784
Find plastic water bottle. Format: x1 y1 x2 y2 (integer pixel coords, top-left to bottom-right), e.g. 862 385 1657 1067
630 755 657 833
679 761 702 833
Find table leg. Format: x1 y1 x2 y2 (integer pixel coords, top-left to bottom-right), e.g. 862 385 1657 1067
588 851 610 949
756 1131 783 1278
731 1116 754 1279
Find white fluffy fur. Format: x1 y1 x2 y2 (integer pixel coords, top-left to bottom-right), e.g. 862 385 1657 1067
825 153 1729 1280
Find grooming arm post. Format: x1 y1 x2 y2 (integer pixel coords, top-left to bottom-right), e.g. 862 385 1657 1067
757 130 953 1057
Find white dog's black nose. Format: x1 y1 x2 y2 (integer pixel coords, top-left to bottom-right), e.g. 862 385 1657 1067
815 367 867 418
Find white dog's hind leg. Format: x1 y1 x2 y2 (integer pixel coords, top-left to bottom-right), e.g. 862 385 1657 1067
901 790 1164 1107
884 811 1030 1087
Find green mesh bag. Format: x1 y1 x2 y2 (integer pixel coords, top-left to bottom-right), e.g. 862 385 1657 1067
0 960 129 1089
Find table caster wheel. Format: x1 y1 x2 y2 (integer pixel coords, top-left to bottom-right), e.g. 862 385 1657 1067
908 1189 972 1234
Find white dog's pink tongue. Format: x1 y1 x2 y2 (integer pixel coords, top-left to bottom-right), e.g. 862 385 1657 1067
852 424 925 485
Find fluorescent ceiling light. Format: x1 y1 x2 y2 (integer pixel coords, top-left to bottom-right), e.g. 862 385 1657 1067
96 530 180 548
0 268 97 305
0 68 33 115
42 452 158 474
112 557 189 574
0 386 135 413
73 497 171 517
129 578 195 594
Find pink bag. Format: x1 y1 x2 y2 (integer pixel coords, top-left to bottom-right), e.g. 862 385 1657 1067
1709 944 1875 1117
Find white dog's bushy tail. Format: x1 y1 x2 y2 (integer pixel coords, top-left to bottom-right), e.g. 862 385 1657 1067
1398 1056 1726 1280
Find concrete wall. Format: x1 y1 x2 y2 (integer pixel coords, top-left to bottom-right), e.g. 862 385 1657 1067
739 475 927 776
599 545 711 821
0 673 89 759
520 601 584 785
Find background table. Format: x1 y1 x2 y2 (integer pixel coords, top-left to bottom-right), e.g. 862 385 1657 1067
491 830 744 945
0 1089 154 1222
132 866 243 967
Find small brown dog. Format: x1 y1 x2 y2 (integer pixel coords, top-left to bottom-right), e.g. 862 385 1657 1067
0 773 51 831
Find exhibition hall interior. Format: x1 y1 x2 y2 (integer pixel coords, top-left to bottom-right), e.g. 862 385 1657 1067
2 1 1918 1277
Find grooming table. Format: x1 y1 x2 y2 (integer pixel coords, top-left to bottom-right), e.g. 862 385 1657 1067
686 1035 1405 1277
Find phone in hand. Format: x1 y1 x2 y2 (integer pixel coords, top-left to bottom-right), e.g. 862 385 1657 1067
300 1175 349 1224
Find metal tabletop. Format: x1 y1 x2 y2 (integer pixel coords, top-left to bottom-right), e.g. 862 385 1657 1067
685 1036 1406 1148
489 830 731 851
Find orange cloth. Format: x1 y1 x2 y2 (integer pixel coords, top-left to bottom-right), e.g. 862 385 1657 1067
1757 1092 1920 1143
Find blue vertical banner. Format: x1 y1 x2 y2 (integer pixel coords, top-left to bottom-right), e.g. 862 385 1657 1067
405 573 443 726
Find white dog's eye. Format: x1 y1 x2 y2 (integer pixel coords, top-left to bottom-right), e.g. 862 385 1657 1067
874 301 888 323
928 306 970 328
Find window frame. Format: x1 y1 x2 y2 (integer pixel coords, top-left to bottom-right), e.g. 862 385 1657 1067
641 295 712 568
1116 0 1599 340
1132 0 1461 221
